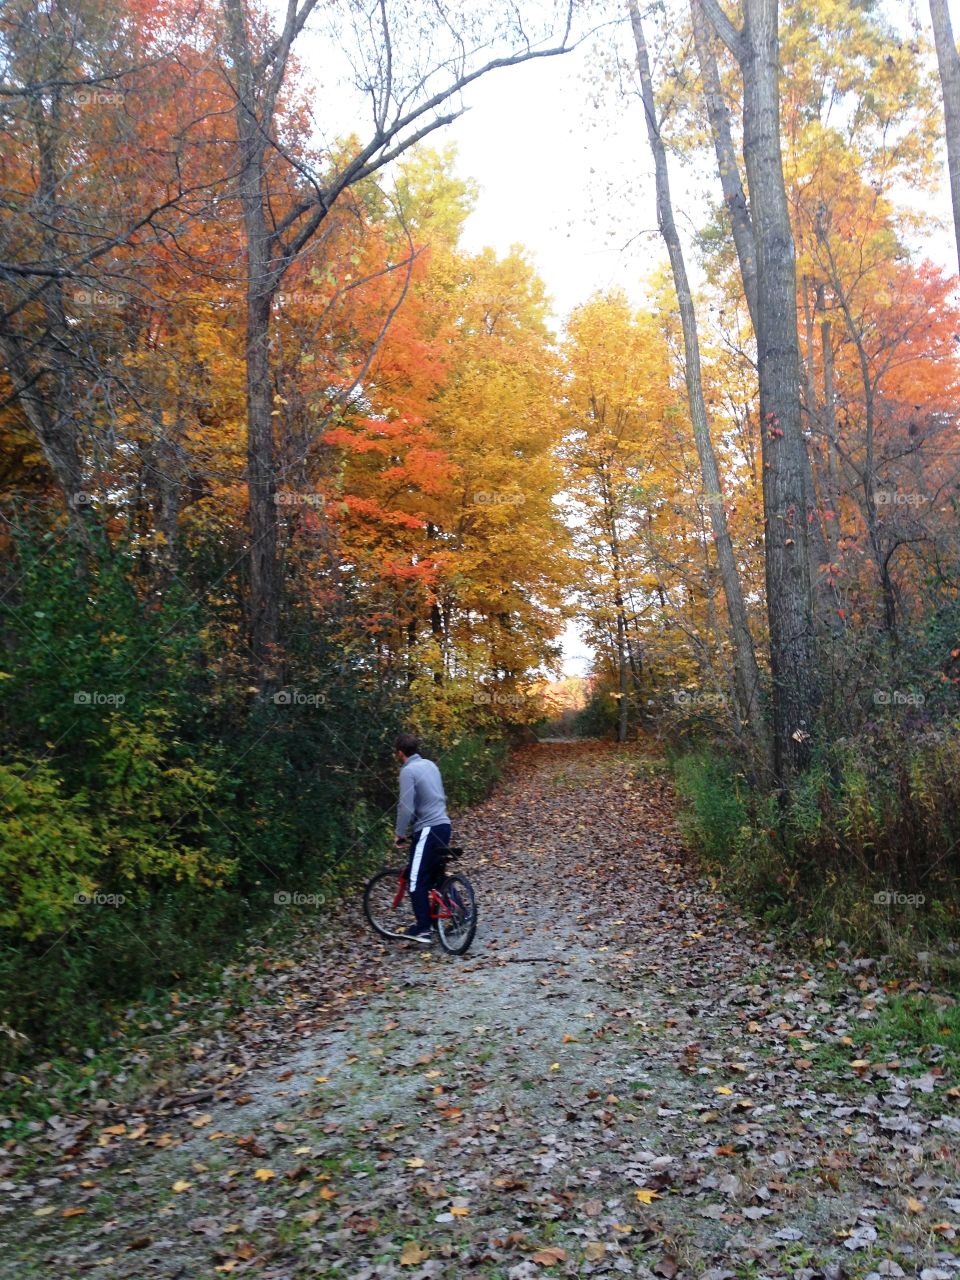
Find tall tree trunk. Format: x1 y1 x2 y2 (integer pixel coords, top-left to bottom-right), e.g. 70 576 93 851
818 305 840 560
930 0 960 276
608 508 631 744
629 0 770 766
700 0 820 784
815 233 897 633
244 290 281 678
692 0 760 323
430 599 444 685
616 601 629 743
693 0 829 612
225 0 283 682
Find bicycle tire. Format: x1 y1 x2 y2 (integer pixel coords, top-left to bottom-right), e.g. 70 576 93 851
363 868 408 939
435 872 477 955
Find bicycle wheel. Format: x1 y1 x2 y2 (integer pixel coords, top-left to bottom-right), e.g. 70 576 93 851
363 868 409 939
435 872 477 955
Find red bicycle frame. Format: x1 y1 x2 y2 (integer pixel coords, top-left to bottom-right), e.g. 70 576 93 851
390 871 454 920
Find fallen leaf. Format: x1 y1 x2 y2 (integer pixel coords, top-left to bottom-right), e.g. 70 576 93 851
532 1247 567 1265
400 1241 429 1266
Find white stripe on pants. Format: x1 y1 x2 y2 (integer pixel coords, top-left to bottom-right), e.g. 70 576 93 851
410 826 431 891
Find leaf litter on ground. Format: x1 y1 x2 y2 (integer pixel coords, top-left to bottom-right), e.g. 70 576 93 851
1 740 958 1278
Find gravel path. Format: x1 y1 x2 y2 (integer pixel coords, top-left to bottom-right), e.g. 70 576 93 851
3 742 959 1279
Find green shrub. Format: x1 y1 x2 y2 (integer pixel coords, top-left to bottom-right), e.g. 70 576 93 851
433 732 509 809
670 748 748 865
0 761 100 940
669 727 960 965
0 525 414 1061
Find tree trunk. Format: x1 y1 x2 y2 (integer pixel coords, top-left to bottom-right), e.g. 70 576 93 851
691 0 760 324
430 599 444 685
819 306 840 560
694 0 829 617
225 0 282 683
700 0 820 784
244 290 281 677
616 602 629 743
930 0 960 276
629 0 770 766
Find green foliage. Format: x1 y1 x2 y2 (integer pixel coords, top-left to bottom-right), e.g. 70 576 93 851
671 731 960 968
573 679 621 738
670 748 749 866
0 524 425 1060
0 761 100 940
0 515 515 1062
433 733 509 809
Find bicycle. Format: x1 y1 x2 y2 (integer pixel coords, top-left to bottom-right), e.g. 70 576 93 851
363 845 478 955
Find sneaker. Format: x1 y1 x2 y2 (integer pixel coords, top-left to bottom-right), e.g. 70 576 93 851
400 925 433 944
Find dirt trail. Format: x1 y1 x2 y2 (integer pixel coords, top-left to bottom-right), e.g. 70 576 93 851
3 742 959 1279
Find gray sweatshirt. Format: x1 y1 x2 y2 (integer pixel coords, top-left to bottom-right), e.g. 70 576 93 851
396 753 450 836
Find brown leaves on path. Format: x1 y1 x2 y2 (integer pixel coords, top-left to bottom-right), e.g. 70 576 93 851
2 741 959 1279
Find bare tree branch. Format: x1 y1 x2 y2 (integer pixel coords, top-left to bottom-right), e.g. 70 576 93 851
697 0 744 60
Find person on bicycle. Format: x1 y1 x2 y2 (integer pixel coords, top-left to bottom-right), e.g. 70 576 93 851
394 732 452 944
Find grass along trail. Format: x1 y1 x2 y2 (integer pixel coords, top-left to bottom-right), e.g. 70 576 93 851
2 740 959 1278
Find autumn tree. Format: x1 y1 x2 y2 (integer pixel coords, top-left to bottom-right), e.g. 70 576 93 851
216 0 581 680
0 0 225 548
628 0 768 762
321 183 572 733
930 0 960 275
563 293 691 741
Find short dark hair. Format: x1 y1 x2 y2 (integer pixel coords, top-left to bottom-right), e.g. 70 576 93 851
395 732 421 757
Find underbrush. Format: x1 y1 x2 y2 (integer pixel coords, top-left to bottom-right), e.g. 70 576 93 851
0 528 511 1069
669 731 960 984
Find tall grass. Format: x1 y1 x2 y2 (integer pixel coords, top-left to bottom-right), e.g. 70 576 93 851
670 729 960 976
